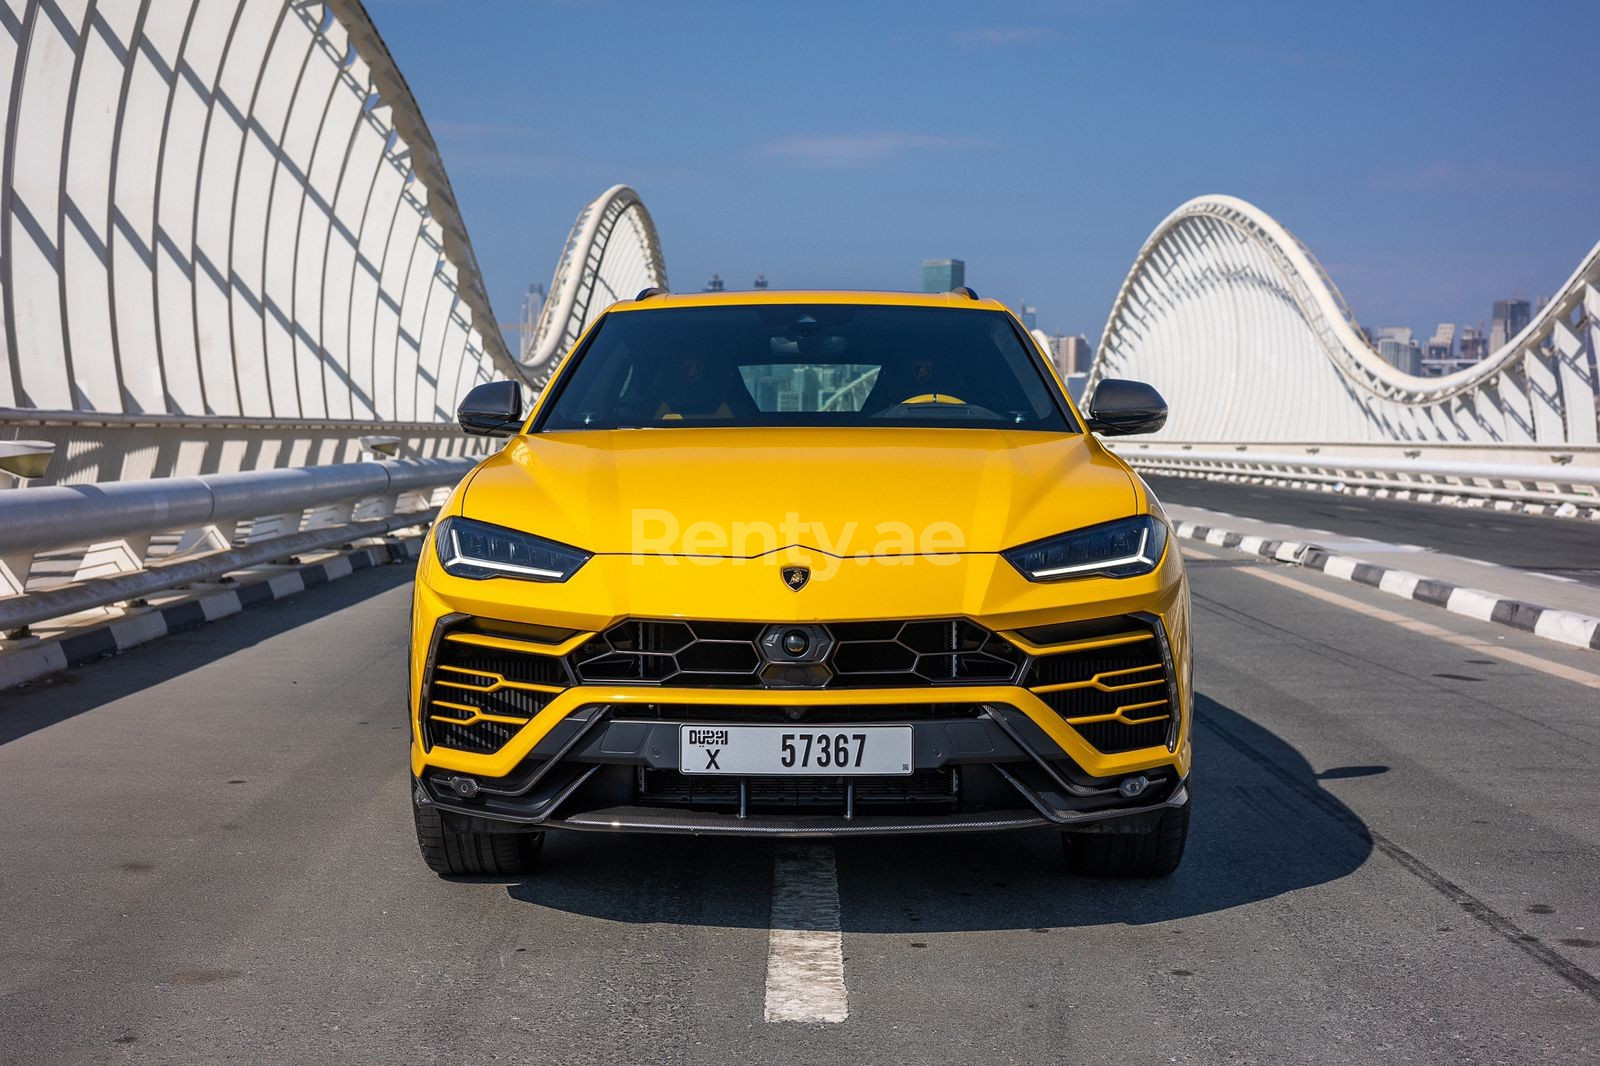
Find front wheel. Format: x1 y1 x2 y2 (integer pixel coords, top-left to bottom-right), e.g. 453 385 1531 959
412 786 543 877
1062 799 1189 878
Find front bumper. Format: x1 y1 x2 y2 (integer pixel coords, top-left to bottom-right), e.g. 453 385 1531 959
415 703 1189 837
409 540 1192 837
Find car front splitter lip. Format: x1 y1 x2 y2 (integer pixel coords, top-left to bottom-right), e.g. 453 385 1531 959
545 806 1053 836
517 782 1189 838
424 776 1187 836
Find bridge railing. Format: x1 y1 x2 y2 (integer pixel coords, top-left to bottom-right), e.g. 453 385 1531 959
0 408 487 487
0 457 475 633
1111 441 1600 512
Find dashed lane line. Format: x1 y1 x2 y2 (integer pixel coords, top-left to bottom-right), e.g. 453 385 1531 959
764 843 848 1024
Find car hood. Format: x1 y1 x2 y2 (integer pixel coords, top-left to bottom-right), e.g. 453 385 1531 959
461 427 1138 556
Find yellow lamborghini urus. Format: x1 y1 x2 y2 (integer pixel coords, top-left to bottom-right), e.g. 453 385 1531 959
409 289 1191 878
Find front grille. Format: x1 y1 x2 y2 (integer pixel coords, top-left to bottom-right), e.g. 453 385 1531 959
422 611 1179 756
423 626 572 754
570 620 761 685
638 768 956 810
612 702 986 724
829 619 1024 685
571 618 1025 688
1021 615 1175 754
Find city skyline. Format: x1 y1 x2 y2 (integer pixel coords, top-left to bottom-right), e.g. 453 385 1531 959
506 239 1576 362
369 1 1598 353
619 258 1540 370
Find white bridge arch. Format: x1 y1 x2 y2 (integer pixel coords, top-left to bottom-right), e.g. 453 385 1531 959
523 183 667 387
1089 195 1600 448
0 1 675 485
0 0 523 424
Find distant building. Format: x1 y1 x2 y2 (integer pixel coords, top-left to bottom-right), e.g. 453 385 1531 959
1420 323 1458 376
1376 328 1421 375
1426 323 1455 359
518 283 546 362
704 273 725 292
922 258 965 293
1421 322 1500 376
1032 332 1091 377
1017 303 1038 330
1489 299 1530 351
1377 338 1421 376
1056 335 1091 375
753 274 769 289
1457 326 1489 363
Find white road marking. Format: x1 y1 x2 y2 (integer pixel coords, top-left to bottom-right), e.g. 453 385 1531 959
1321 540 1425 554
1240 567 1600 690
1184 543 1600 685
764 843 848 1024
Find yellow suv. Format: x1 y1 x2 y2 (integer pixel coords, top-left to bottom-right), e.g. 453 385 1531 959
410 289 1191 878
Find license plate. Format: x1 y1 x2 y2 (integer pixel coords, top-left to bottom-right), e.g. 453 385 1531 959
678 725 913 776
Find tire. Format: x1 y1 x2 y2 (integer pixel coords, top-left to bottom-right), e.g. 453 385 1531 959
1063 799 1189 878
413 787 543 877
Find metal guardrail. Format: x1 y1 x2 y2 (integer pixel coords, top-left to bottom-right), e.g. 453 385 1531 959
0 408 487 486
0 457 476 632
1112 442 1600 510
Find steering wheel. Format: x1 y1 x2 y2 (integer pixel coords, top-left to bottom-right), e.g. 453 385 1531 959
896 393 967 406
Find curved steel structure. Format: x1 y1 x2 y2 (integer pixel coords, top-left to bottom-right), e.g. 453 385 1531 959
524 183 667 387
0 0 517 427
1090 195 1600 447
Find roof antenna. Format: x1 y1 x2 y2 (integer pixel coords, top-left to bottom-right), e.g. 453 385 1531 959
950 286 979 300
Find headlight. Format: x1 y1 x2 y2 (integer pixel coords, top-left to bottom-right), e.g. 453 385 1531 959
433 516 591 582
1003 515 1169 581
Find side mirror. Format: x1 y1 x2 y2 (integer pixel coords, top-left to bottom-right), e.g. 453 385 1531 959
1086 378 1167 436
457 380 524 437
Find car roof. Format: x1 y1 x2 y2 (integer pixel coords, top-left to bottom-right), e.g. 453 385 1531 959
608 289 1013 313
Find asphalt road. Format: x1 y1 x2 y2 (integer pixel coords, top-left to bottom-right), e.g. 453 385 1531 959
2 552 1598 1064
1145 475 1600 584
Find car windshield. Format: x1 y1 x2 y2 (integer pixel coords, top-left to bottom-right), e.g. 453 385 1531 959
536 303 1075 431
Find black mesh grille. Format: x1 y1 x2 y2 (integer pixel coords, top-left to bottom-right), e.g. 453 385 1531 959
1024 636 1163 687
1069 718 1172 753
1034 684 1167 721
423 631 570 754
1024 616 1175 754
571 618 1025 688
571 620 760 685
438 647 568 688
428 716 523 755
829 619 1024 686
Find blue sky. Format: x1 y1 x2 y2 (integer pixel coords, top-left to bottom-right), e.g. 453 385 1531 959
368 0 1599 345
